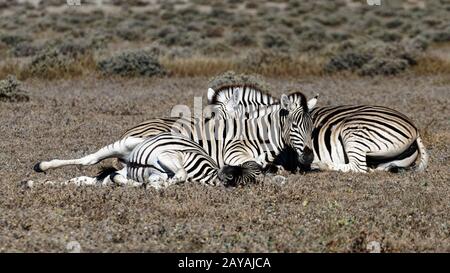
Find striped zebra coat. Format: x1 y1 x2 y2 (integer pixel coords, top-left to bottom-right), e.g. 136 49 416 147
34 91 315 185
121 93 315 168
105 133 262 188
206 85 429 173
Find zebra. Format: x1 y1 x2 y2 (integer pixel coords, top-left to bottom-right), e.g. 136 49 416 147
34 92 316 184
100 133 262 189
206 85 429 173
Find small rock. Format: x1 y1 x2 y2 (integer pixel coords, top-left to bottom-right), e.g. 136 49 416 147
20 180 34 189
272 175 286 185
366 241 381 253
66 241 81 253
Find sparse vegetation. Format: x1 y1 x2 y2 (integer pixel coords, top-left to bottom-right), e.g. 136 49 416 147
0 0 449 254
0 0 448 79
2 75 449 252
0 75 29 102
325 41 419 76
98 50 166 77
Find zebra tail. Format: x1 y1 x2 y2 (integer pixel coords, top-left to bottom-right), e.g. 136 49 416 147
415 135 429 172
96 166 119 181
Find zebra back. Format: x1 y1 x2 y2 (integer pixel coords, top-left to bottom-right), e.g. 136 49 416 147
127 133 220 185
207 85 277 106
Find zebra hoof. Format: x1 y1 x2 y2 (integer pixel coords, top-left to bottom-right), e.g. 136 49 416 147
33 162 44 173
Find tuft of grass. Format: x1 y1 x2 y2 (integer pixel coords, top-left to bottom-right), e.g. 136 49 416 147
161 55 324 78
161 57 234 78
208 71 272 93
412 56 450 76
0 75 29 102
28 51 97 80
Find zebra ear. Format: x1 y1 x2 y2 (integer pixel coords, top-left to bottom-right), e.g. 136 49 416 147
207 88 216 104
280 94 292 111
307 94 319 111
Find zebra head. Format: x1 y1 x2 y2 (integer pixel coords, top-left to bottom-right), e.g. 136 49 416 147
218 161 263 187
280 92 316 165
205 87 241 119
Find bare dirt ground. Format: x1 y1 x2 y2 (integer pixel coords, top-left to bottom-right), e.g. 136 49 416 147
0 74 449 252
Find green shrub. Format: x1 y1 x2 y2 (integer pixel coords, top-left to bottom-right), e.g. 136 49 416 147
11 42 40 57
228 32 256 47
325 41 419 76
237 49 292 71
0 75 29 102
0 33 31 47
431 27 450 43
97 50 166 77
200 41 233 57
28 48 81 78
359 57 409 76
261 32 288 49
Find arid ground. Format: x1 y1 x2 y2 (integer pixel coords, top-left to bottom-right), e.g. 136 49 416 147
0 74 449 252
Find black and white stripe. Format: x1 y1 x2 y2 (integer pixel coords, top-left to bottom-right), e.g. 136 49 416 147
34 91 315 184
207 85 428 173
108 133 261 188
122 93 314 168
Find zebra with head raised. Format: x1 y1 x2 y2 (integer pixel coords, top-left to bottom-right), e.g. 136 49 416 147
207 84 429 173
34 91 316 185
99 133 262 189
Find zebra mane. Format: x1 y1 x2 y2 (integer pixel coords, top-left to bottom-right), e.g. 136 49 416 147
207 84 276 105
286 92 309 112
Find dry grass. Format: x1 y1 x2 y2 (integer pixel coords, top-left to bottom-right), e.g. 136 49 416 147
161 57 235 77
3 53 450 81
0 55 326 81
162 56 325 78
0 75 448 252
412 56 450 76
0 54 98 81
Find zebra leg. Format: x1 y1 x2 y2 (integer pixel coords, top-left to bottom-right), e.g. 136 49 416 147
110 167 142 187
158 152 187 185
66 166 124 186
374 148 418 172
320 138 370 172
143 151 186 189
34 137 145 172
327 157 368 173
66 176 98 186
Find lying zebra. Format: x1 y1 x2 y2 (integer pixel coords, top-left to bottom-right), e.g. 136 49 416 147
34 92 316 185
96 133 262 189
207 85 429 173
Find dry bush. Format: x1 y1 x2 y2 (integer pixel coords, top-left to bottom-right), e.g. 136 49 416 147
412 56 450 76
0 33 32 47
325 41 419 76
238 50 324 77
0 75 29 102
208 70 272 92
11 42 41 57
160 49 325 78
227 32 256 47
26 44 96 80
98 50 166 77
161 57 234 77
